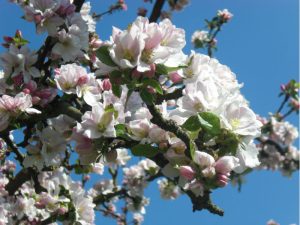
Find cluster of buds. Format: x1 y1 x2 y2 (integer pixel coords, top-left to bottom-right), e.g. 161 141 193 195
192 9 232 54
2 30 28 48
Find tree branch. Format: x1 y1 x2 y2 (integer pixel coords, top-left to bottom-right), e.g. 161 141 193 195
149 0 166 22
146 103 192 158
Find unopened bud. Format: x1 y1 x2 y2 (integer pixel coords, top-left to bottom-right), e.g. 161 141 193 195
102 78 112 91
144 63 156 78
131 68 141 79
169 72 182 84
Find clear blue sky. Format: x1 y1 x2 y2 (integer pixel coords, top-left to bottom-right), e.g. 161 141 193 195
0 1 298 225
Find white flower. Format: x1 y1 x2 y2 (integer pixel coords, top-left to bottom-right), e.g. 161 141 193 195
80 2 96 32
221 100 262 138
109 25 145 69
0 45 40 83
24 0 64 36
191 30 209 43
157 178 181 200
193 151 215 168
72 194 95 225
77 103 116 139
214 156 240 174
234 142 260 173
271 117 298 145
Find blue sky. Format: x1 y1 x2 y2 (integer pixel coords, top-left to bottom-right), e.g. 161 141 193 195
0 0 298 225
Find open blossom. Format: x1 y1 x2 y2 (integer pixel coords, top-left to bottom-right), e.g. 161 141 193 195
270 117 298 145
55 63 87 94
221 100 262 138
157 178 181 200
0 93 40 131
23 0 65 36
77 103 117 139
217 9 233 22
191 30 209 45
0 45 40 83
103 16 186 73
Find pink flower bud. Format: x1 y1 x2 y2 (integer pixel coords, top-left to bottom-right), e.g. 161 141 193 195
77 76 88 85
102 78 112 91
32 96 41 104
214 156 239 174
24 80 37 92
144 64 156 78
22 88 31 94
280 84 286 92
3 36 13 43
132 68 141 79
12 74 24 86
90 38 102 49
120 3 127 10
54 68 60 75
216 173 229 187
15 30 22 38
169 72 182 84
57 206 68 215
179 165 195 181
35 89 53 99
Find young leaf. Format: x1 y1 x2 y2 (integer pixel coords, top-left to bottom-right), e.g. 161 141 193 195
140 89 155 104
142 79 163 95
96 46 117 67
131 144 159 158
112 83 122 98
155 64 186 75
198 112 221 136
182 115 202 131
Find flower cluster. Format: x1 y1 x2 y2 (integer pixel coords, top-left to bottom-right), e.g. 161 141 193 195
257 116 299 176
191 9 233 54
0 1 298 224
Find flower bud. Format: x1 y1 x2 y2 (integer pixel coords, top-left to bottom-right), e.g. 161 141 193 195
216 173 229 187
179 165 195 181
3 36 13 43
132 68 141 79
214 156 239 174
15 30 22 38
22 88 31 94
144 63 156 78
102 78 112 91
57 206 68 215
169 72 182 84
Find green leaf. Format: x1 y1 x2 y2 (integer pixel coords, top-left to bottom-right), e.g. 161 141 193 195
112 83 122 98
96 46 117 67
198 112 221 136
182 115 202 132
140 89 155 104
115 124 131 141
131 144 159 158
142 79 163 95
216 129 239 156
155 64 186 75
189 140 196 161
12 36 29 46
182 112 221 141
